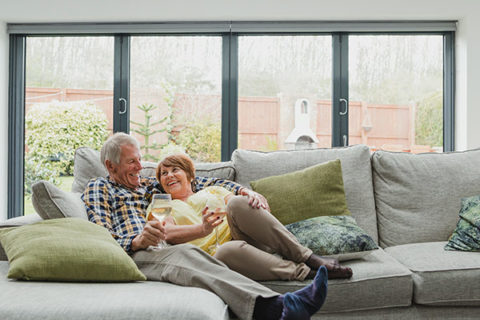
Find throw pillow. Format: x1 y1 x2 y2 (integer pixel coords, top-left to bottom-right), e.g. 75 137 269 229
286 215 378 261
445 195 480 251
250 159 350 225
0 218 146 282
32 180 88 220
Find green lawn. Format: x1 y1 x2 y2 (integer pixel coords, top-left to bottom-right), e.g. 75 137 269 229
24 176 75 216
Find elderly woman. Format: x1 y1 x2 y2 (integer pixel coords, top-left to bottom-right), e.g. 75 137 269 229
156 153 352 281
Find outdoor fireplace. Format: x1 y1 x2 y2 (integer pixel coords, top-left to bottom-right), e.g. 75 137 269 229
284 98 319 150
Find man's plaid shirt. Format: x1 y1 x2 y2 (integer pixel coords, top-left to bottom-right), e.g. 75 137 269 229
83 175 242 253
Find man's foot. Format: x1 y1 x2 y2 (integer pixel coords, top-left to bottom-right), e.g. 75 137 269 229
306 254 353 279
281 266 328 319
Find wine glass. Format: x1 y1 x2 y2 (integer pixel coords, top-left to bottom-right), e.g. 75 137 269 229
147 193 172 249
206 196 226 254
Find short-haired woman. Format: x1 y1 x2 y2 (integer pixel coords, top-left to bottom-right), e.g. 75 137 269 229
155 154 353 281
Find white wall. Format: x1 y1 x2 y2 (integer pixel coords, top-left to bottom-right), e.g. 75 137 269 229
0 0 479 220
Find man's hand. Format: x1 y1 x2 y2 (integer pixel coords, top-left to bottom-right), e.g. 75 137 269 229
239 188 270 212
131 220 166 252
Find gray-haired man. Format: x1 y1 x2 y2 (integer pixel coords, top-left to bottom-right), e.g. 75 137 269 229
83 132 328 320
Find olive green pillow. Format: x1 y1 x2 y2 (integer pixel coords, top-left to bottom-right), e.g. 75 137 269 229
250 159 350 225
445 195 480 252
0 218 146 282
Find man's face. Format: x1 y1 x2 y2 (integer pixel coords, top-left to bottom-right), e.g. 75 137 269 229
106 144 142 189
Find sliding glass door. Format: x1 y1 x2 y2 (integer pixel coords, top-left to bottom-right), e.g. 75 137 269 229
23 36 113 216
8 22 455 217
349 35 444 152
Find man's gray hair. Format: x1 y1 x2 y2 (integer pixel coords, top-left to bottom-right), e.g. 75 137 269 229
100 133 140 168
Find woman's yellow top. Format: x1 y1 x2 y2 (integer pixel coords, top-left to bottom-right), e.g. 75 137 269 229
171 186 232 255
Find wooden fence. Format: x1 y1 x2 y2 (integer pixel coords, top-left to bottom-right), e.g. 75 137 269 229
25 87 434 153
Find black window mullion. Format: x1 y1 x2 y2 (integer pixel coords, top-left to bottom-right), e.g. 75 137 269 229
8 35 26 219
332 33 349 147
221 33 238 161
113 35 130 133
443 31 455 151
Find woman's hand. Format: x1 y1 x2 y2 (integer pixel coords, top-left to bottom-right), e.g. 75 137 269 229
239 188 270 212
201 206 225 236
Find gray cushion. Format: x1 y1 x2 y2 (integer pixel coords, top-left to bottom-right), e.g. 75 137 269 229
232 145 378 243
372 148 480 247
72 147 107 193
195 161 235 181
261 248 412 312
0 261 229 320
32 180 87 220
135 160 235 181
72 147 236 193
385 241 480 306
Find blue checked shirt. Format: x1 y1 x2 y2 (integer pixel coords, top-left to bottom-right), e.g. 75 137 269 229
83 175 242 253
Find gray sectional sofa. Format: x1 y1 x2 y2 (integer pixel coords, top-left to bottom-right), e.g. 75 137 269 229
1 144 480 319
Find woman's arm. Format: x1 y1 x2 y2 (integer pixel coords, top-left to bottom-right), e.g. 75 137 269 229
164 207 224 244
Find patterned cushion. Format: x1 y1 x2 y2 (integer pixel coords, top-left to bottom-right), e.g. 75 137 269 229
286 216 378 261
445 195 480 251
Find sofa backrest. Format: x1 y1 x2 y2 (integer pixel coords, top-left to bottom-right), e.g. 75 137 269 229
72 147 235 193
231 145 378 244
372 148 480 247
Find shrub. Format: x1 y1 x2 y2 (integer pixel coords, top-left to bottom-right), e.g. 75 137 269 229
24 156 60 196
415 91 443 148
175 122 221 162
25 102 109 191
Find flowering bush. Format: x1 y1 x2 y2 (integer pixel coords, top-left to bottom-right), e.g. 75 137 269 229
25 102 109 192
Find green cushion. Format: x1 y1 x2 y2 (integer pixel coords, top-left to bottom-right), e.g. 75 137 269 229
0 218 146 282
445 195 480 252
250 159 350 225
286 215 378 261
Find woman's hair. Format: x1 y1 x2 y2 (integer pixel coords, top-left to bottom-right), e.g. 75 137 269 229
100 132 139 168
156 154 197 191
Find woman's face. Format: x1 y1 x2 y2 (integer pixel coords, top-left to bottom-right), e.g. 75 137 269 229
159 165 192 198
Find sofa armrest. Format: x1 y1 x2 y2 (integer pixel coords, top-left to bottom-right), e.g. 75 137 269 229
0 213 43 227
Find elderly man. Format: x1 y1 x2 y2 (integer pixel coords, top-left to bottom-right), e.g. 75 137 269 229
83 132 329 320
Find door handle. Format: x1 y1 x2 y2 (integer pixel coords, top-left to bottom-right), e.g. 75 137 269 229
339 98 348 116
119 98 127 115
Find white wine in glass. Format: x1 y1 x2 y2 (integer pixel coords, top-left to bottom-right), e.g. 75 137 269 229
147 194 172 249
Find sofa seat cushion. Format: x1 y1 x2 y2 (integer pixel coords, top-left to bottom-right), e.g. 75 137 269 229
385 241 480 306
232 145 378 243
0 261 228 320
261 248 412 313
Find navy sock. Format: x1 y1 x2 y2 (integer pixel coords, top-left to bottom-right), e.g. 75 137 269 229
290 266 328 315
253 267 327 320
280 293 310 320
253 295 283 320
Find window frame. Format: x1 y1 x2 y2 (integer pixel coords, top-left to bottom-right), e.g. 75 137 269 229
7 22 456 218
